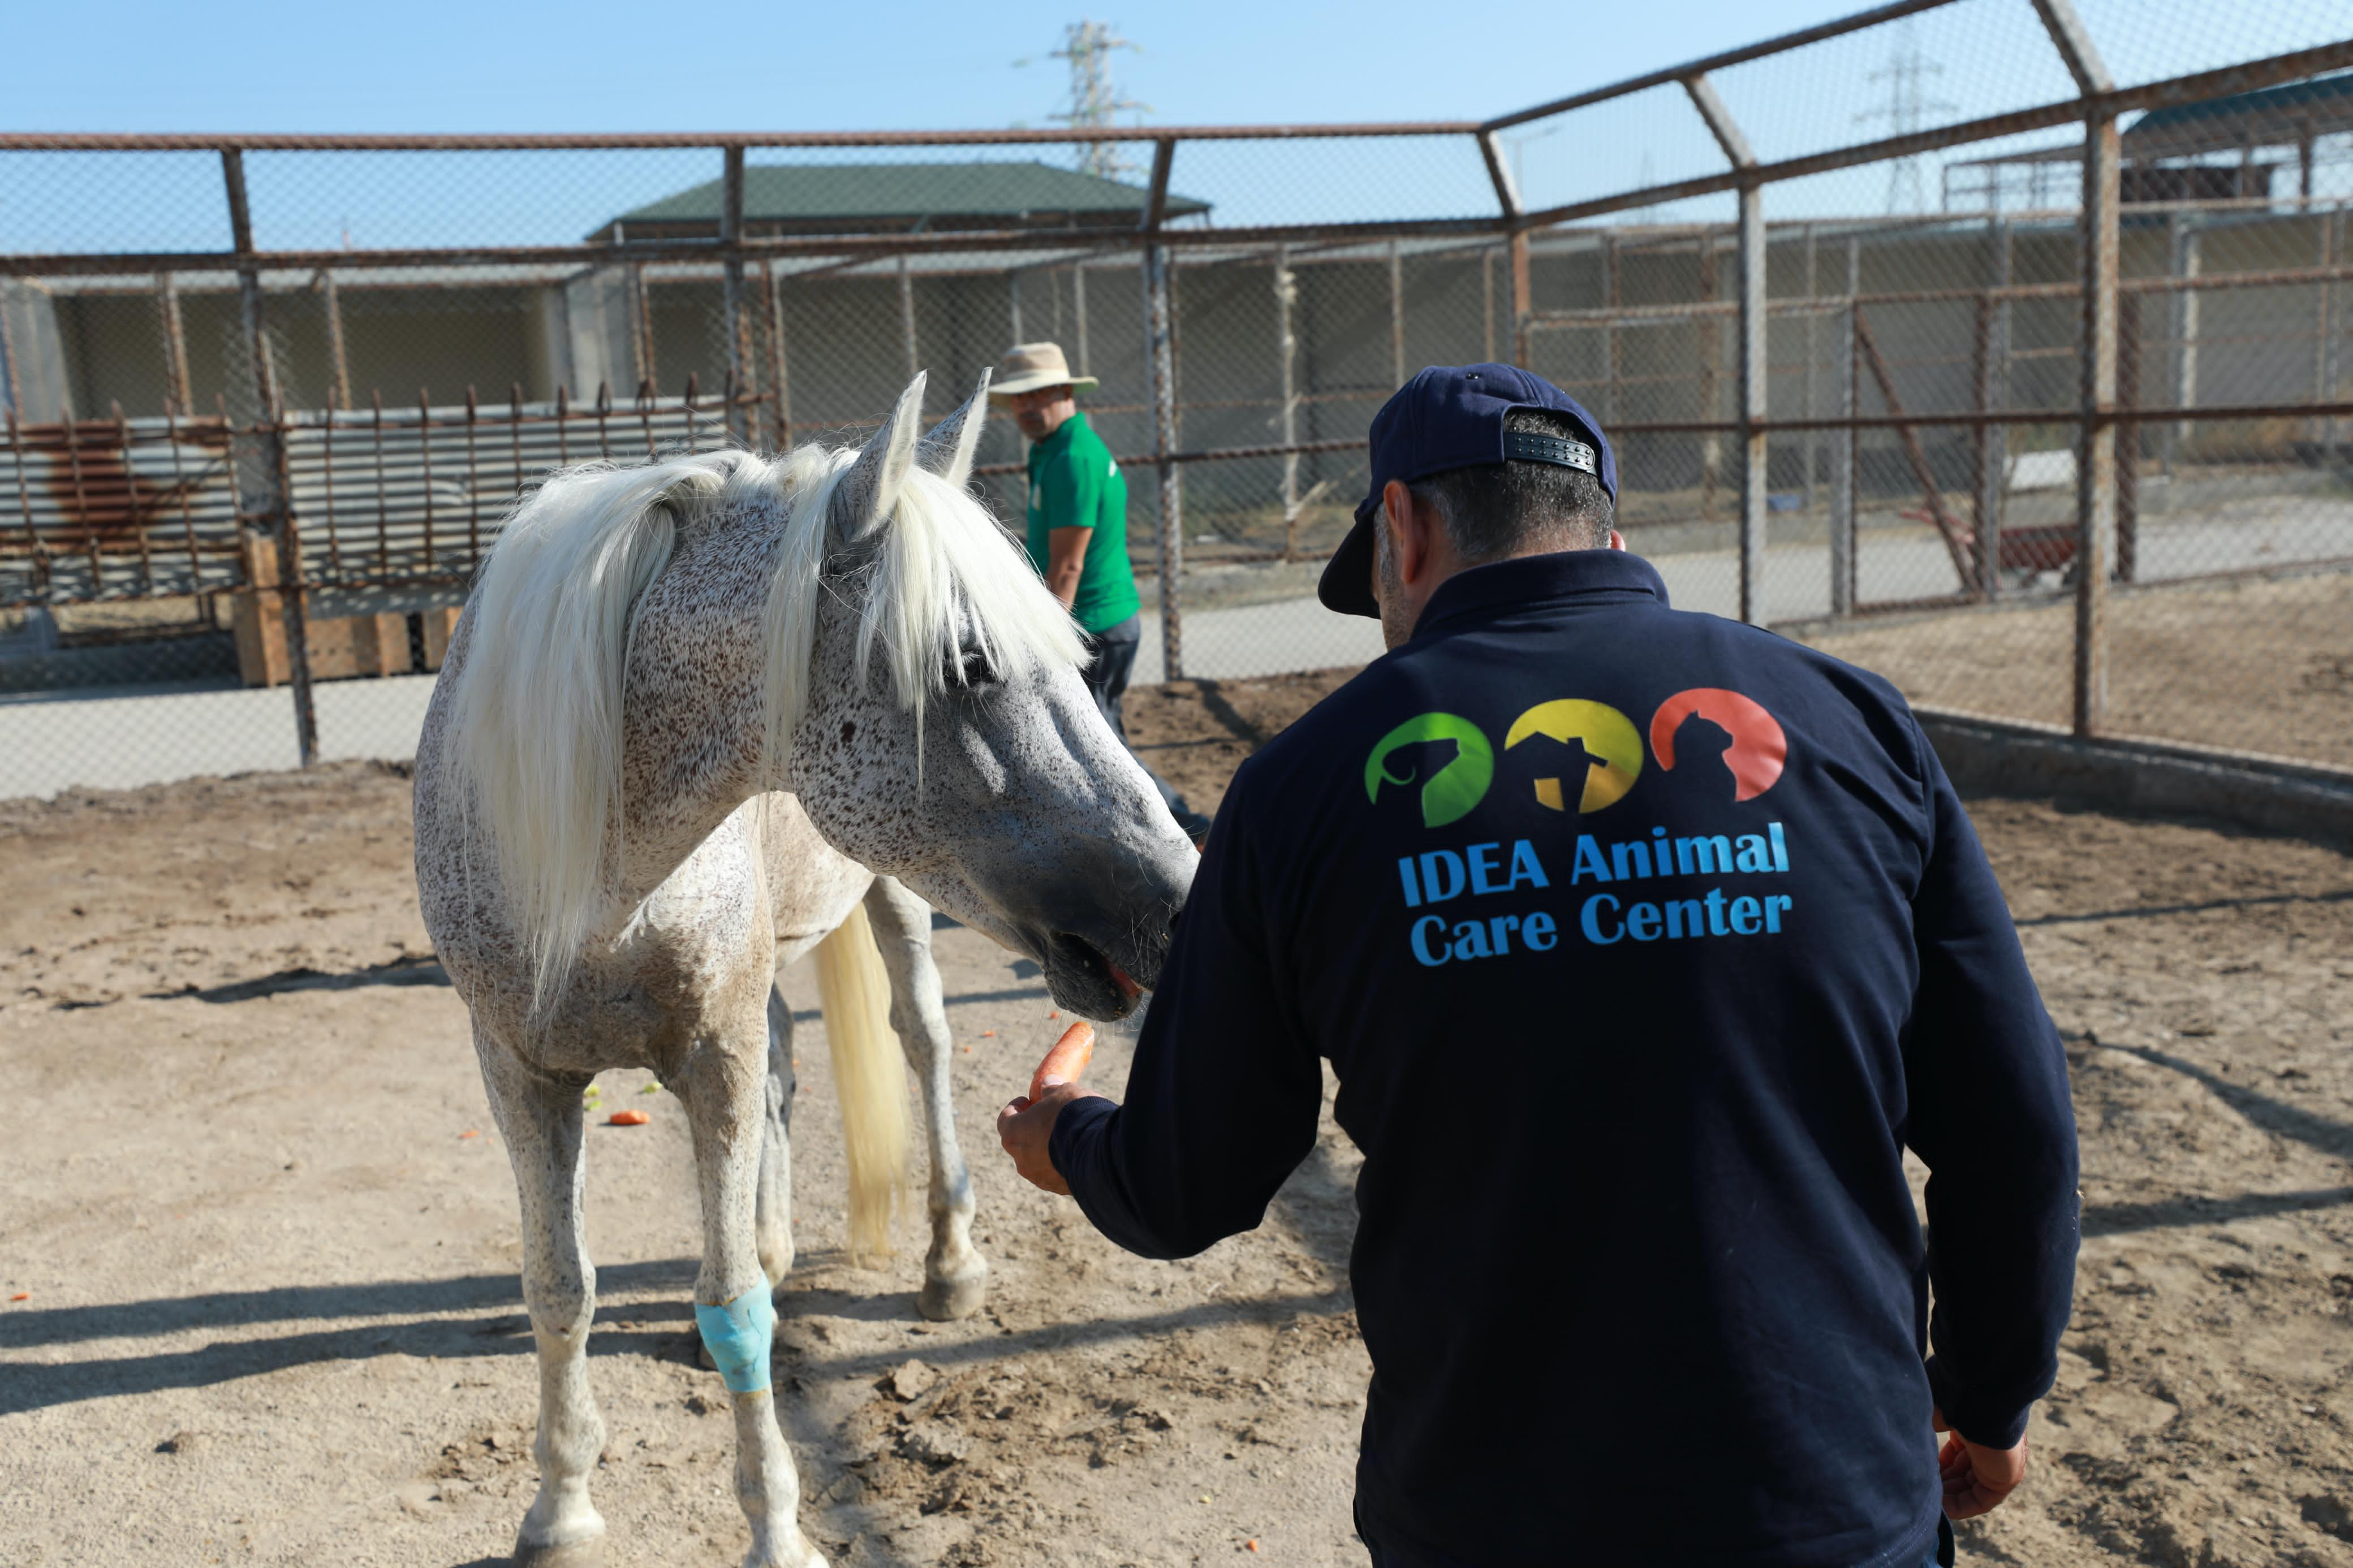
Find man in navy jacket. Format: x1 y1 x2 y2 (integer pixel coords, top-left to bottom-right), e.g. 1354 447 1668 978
998 364 2080 1567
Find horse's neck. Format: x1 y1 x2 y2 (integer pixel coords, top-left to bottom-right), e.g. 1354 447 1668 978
609 511 791 899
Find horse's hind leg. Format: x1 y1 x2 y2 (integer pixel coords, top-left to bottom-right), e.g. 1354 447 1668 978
754 986 798 1291
477 1040 608 1567
863 876 988 1321
675 1014 826 1568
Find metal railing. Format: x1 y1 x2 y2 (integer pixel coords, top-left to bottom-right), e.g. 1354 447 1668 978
3 0 2350 795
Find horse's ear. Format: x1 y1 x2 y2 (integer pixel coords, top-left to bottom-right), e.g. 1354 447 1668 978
914 368 990 491
831 373 926 543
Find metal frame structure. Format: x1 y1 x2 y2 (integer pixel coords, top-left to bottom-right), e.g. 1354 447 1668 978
4 0 2350 754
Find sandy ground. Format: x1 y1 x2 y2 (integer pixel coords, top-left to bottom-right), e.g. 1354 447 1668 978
1801 570 2353 770
3 673 2352 1568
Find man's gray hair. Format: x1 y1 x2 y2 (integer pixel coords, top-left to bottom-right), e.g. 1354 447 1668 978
1406 407 1615 561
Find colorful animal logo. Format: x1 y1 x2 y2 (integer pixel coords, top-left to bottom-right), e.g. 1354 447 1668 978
1364 712 1495 828
1368 687 1787 827
1503 699 1643 813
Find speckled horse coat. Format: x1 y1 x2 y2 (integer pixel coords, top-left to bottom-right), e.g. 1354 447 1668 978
413 372 1197 1568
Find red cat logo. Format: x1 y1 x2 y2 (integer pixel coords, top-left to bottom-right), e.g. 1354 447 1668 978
1648 688 1788 802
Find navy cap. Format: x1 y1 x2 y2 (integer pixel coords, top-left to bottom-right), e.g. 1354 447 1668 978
1317 363 1618 619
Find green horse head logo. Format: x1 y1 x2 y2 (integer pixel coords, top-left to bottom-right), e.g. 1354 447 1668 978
1364 712 1494 828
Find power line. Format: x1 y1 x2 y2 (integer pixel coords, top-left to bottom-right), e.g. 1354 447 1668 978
1018 20 1149 180
1855 19 1956 213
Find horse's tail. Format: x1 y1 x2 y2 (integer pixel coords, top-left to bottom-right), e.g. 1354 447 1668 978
811 902 911 1263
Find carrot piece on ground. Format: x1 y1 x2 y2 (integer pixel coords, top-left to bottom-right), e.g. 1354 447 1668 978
607 1109 650 1126
1029 1020 1097 1103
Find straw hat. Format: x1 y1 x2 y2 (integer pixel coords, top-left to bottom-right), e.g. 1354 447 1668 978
989 341 1098 399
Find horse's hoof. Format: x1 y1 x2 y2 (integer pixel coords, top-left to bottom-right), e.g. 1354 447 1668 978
743 1545 830 1568
917 1257 988 1321
513 1536 606 1568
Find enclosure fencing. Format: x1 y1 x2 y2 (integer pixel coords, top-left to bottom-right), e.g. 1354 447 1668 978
4 0 2352 798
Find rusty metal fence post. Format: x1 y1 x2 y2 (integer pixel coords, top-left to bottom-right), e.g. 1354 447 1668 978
1972 218 2010 602
1274 245 1301 560
222 146 318 767
2034 0 2117 738
2074 108 2120 738
1686 68 1765 624
1830 299 1857 619
1144 243 1183 681
1737 188 1768 625
719 146 749 448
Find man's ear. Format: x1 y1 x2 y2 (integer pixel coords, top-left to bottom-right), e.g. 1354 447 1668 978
1382 478 1430 585
1608 528 1626 551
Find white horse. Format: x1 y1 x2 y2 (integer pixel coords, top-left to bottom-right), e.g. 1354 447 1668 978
413 370 1197 1567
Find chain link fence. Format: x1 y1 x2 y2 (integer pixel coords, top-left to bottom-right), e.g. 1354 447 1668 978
5 0 2351 798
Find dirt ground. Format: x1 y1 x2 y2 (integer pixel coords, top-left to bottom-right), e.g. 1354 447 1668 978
5 671 2353 1568
1802 570 2353 770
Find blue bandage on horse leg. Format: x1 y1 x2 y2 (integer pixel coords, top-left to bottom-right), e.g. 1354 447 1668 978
693 1287 775 1394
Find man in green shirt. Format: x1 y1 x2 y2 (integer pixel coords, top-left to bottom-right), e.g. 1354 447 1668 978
993 340 1210 841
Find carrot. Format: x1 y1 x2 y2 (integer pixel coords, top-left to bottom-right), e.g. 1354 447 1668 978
8 1293 26 1302
607 1109 650 1126
1029 1020 1096 1102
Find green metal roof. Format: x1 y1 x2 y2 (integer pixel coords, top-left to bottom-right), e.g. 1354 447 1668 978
605 160 1209 231
2125 72 2353 154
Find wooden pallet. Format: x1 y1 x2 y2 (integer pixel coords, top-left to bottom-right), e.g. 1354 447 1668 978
229 532 459 688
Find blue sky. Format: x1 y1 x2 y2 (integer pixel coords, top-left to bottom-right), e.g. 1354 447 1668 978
3 1 2332 250
11 1 1876 133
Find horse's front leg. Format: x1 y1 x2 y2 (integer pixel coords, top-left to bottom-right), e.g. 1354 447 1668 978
675 1007 828 1568
476 1034 609 1568
863 876 988 1321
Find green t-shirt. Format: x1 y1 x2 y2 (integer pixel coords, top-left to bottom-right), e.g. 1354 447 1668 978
1024 409 1140 634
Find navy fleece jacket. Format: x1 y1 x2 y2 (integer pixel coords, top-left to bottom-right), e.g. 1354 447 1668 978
1050 549 2079 1568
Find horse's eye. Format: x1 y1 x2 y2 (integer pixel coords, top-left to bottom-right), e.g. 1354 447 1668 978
951 648 997 689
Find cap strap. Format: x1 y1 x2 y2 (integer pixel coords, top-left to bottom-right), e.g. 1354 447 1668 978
1503 431 1598 475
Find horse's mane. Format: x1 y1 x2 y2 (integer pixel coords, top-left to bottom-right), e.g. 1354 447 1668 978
439 441 1084 1001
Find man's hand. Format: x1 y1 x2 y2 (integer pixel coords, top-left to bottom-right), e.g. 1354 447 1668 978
1934 1408 2029 1521
996 1079 1106 1195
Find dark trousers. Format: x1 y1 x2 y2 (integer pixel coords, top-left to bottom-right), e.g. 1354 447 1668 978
1082 614 1202 832
1357 1505 1953 1567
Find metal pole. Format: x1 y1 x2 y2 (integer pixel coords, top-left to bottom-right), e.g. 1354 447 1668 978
1697 234 1720 521
1801 224 1816 508
1602 233 1619 425
1144 244 1183 680
719 146 748 446
1007 267 1024 345
764 260 792 450
1482 247 1496 363
1972 296 1997 599
2116 288 2140 584
628 262 656 392
1973 217 2009 599
153 271 193 416
1737 183 1768 625
1830 300 1856 617
319 268 352 412
1072 262 1090 377
1389 237 1407 387
2169 211 2200 467
2315 211 2334 453
0 285 20 417
1275 245 1300 559
1510 231 1532 368
2075 109 2120 738
898 253 919 385
223 148 317 767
